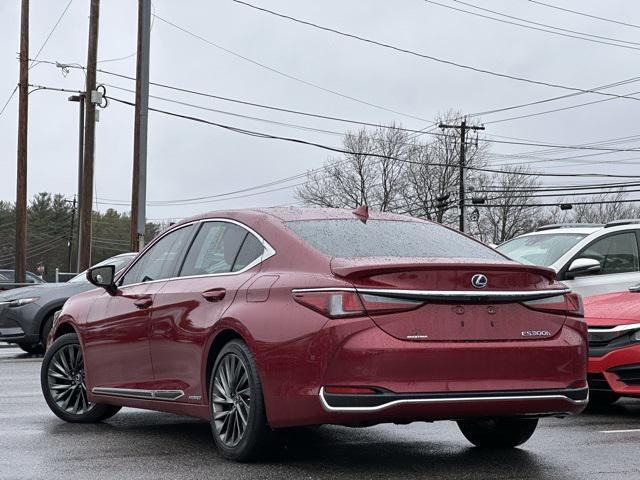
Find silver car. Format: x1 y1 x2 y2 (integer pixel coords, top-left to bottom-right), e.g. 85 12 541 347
497 220 640 298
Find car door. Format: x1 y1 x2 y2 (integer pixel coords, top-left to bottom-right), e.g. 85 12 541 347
83 225 194 394
561 231 640 298
148 220 269 402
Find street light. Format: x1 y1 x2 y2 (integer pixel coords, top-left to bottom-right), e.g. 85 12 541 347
68 93 85 272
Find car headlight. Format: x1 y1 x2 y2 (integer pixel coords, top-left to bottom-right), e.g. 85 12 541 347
633 330 640 342
7 297 39 308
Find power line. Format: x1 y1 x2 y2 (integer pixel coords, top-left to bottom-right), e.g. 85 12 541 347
426 0 640 50
528 0 640 31
107 95 640 179
29 0 74 69
151 14 433 124
232 0 640 101
469 197 640 208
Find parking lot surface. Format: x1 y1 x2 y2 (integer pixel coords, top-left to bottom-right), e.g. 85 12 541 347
1 346 639 480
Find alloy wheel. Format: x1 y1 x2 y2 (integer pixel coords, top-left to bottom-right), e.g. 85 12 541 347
211 353 251 447
47 344 94 415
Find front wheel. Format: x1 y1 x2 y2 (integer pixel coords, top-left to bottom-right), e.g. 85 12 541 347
40 333 121 423
209 339 271 461
457 418 538 448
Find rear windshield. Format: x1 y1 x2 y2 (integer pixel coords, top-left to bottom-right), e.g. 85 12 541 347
286 219 503 259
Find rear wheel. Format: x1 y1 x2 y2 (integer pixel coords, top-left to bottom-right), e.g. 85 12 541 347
457 418 538 448
209 339 271 461
40 333 121 423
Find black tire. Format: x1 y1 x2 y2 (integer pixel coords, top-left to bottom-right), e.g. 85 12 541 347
38 313 55 352
589 391 620 406
457 418 538 448
41 333 121 423
16 342 41 355
208 339 271 461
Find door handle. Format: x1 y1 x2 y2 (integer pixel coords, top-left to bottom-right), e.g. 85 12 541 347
133 296 153 309
202 288 226 302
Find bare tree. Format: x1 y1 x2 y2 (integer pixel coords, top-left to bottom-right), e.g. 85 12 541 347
401 111 487 224
297 124 410 211
472 166 542 244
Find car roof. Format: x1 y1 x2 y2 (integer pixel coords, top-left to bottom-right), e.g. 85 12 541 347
519 227 602 236
173 207 428 227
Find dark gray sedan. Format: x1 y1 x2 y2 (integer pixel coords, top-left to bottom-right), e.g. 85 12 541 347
0 253 135 354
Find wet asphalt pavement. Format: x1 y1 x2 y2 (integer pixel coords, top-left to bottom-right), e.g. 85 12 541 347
1 345 640 480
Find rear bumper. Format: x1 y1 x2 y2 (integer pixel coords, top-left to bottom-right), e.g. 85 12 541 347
261 316 588 428
588 343 640 397
320 386 589 412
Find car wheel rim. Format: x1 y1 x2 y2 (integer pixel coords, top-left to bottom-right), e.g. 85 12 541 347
47 344 94 415
211 353 251 448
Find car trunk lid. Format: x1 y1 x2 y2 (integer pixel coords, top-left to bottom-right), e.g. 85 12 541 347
331 257 571 341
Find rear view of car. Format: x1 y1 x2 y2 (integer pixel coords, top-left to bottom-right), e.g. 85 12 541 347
585 287 640 405
40 208 588 461
284 214 588 446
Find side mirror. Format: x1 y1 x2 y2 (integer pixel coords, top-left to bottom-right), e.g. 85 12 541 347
87 265 117 294
567 258 601 278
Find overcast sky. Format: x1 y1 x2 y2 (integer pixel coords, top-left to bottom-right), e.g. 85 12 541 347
1 0 639 222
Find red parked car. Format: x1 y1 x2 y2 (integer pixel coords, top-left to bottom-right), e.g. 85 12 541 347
585 287 640 405
40 208 588 461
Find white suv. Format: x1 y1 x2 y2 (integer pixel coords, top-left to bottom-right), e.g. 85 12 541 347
496 220 640 298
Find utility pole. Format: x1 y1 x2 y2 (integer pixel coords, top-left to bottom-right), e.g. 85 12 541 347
68 93 85 270
15 0 29 284
439 119 485 233
66 196 77 272
78 0 100 271
131 0 152 252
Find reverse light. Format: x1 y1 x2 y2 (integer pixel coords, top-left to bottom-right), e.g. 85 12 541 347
292 289 424 318
7 297 39 308
522 292 583 317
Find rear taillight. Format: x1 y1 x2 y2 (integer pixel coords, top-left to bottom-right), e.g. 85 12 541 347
359 293 424 315
292 289 423 319
522 292 584 317
292 290 365 318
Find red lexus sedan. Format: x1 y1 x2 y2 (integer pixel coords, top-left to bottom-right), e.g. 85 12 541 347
40 208 587 461
585 287 640 405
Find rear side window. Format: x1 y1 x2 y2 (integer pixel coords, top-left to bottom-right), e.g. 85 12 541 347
579 233 640 275
180 222 263 276
286 219 502 259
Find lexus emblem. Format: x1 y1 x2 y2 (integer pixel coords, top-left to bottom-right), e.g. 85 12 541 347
471 274 488 289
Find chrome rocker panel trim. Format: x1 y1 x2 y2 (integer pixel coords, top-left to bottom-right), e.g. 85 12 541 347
92 387 185 401
318 387 589 413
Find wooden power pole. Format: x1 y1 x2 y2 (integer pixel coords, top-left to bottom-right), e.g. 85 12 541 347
78 0 100 271
131 0 152 252
439 119 485 233
15 0 29 284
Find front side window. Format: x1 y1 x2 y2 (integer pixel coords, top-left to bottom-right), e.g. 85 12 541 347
286 219 503 260
578 232 639 275
121 226 193 286
180 222 263 277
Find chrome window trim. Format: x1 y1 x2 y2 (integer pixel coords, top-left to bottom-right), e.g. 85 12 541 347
588 322 640 333
117 218 276 290
292 287 570 301
92 387 184 401
318 387 588 413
